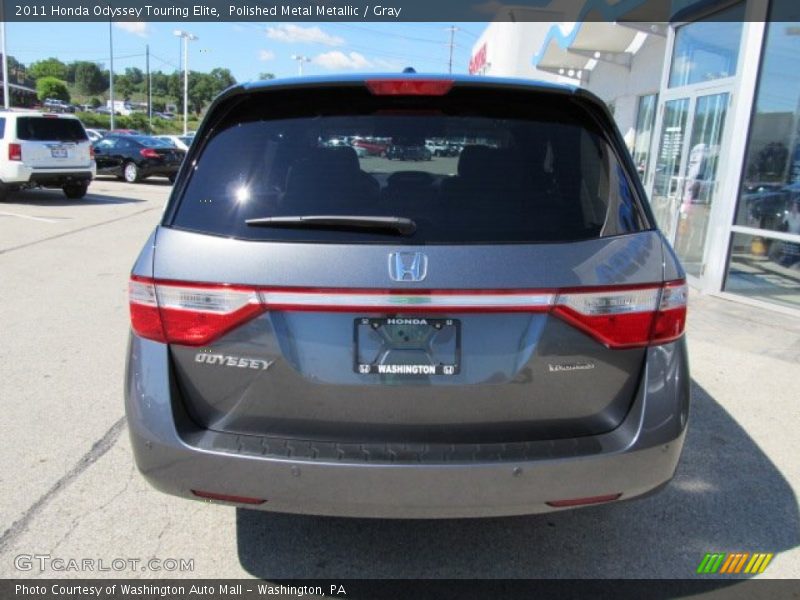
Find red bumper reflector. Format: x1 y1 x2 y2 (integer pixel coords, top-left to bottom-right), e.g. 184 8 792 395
546 493 622 508
366 79 454 96
191 490 266 505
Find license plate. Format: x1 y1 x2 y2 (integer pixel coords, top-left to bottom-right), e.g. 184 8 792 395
50 146 68 158
354 317 460 376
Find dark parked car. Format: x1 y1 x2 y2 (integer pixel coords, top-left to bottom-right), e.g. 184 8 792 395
126 75 689 518
93 135 184 183
386 143 432 161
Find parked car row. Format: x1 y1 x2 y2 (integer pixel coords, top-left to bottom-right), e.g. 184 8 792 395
0 110 190 202
321 134 465 161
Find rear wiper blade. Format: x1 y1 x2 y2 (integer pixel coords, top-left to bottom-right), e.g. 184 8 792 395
245 215 416 236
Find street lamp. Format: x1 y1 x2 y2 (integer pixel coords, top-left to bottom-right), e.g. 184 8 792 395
1 19 10 109
291 54 311 77
109 19 115 129
173 29 198 136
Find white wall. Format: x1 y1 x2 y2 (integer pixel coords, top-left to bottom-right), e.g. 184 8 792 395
471 23 668 151
471 22 562 83
583 34 666 149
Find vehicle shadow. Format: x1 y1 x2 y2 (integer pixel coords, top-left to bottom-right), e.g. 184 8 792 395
2 189 148 207
236 380 799 580
94 175 173 187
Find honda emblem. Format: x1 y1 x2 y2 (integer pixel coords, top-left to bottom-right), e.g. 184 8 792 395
388 252 428 282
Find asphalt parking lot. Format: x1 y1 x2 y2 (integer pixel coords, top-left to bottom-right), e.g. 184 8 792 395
0 178 798 581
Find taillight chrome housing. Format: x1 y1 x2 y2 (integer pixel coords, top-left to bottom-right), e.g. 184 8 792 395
129 276 687 349
554 281 688 348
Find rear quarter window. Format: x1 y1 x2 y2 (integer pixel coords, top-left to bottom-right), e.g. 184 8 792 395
169 86 648 244
0 117 5 139
16 117 87 142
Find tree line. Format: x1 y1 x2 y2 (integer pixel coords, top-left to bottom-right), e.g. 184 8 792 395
11 56 272 114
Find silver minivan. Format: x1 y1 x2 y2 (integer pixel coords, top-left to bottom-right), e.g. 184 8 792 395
125 75 689 518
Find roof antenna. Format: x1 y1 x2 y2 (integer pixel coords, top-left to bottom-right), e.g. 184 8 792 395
402 67 416 73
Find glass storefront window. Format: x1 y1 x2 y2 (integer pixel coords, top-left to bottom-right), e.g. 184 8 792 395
632 93 657 181
734 18 800 234
651 98 690 239
674 92 729 277
725 5 800 310
725 232 800 310
668 3 745 88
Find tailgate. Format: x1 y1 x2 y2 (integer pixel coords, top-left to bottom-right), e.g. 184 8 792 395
151 228 665 444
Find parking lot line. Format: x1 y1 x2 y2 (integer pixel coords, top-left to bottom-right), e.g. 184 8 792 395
0 211 66 224
0 206 161 256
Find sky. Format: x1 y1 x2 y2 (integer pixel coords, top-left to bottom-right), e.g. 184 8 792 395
5 21 487 81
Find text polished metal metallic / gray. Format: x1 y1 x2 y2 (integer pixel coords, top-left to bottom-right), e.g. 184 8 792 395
125 74 690 517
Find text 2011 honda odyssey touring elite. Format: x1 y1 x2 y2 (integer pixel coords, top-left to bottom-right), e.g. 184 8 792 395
125 75 689 518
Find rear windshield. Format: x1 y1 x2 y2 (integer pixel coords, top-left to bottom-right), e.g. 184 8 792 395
170 87 646 244
16 117 87 142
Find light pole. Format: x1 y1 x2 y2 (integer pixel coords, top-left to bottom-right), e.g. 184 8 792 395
109 19 115 130
291 54 311 77
1 19 10 109
173 29 197 136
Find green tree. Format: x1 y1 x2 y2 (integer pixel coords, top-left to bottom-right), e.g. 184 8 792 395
36 76 70 102
186 68 237 114
167 72 182 108
29 58 68 81
125 67 144 86
150 71 170 97
114 75 134 100
74 62 107 95
209 67 236 90
127 112 151 133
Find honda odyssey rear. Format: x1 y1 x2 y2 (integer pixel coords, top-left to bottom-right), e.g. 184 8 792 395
125 75 689 518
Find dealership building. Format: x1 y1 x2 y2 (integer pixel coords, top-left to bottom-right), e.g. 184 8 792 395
471 0 800 314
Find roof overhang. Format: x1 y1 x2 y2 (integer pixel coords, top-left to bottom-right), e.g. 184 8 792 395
536 29 593 83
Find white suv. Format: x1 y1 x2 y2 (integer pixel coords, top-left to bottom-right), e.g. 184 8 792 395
0 111 96 201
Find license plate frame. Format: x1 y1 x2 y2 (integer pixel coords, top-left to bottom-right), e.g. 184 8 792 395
50 146 68 158
353 317 461 376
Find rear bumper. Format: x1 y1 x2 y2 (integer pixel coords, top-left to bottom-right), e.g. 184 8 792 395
125 336 690 518
1 163 95 187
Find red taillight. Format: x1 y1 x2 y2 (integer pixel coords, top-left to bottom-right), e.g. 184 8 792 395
191 490 266 505
129 276 686 348
546 493 622 508
129 276 265 346
8 143 22 161
366 79 454 96
140 148 160 159
651 281 689 344
89 145 95 159
553 280 688 349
